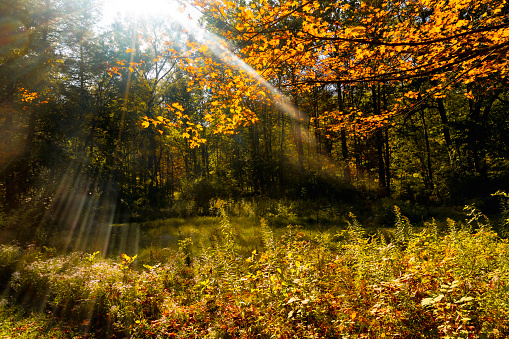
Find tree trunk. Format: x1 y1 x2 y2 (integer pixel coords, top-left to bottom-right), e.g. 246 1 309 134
292 119 304 172
337 84 351 182
436 98 455 166
421 109 434 190
372 85 388 194
384 129 391 195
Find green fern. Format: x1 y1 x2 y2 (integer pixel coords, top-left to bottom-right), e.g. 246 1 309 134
464 204 490 231
346 212 365 245
394 206 412 245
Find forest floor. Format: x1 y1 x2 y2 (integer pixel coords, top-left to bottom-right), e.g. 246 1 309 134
1 199 508 338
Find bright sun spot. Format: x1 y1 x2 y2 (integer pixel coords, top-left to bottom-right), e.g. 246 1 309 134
101 0 198 25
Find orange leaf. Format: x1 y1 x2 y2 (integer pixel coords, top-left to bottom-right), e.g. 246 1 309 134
172 102 184 111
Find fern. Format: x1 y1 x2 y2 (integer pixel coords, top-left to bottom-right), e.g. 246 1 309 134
346 212 365 245
424 217 440 240
464 204 490 231
394 206 412 245
446 218 458 245
260 218 275 252
210 199 241 294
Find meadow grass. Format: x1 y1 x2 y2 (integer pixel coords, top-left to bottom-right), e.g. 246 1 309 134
0 298 84 338
1 200 509 338
122 214 344 265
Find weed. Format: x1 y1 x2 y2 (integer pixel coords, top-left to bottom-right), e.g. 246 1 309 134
3 205 509 338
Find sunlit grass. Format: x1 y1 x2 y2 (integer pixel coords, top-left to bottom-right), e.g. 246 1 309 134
134 216 294 262
2 201 509 338
0 299 77 338
122 214 348 265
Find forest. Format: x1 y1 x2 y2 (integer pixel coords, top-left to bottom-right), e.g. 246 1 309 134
1 0 509 337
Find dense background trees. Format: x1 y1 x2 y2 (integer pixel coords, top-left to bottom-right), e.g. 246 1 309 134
1 0 508 244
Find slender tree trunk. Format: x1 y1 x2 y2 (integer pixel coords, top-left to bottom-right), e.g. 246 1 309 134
79 44 85 90
337 84 351 182
372 85 387 193
290 76 304 172
467 95 494 178
421 109 434 189
354 130 364 182
436 98 455 166
376 131 387 189
250 123 261 193
384 129 391 195
279 110 286 188
198 126 208 177
290 94 304 172
292 120 304 172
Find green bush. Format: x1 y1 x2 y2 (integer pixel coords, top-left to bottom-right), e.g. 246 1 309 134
0 244 22 289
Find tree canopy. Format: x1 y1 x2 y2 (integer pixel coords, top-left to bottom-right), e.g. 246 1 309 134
165 0 508 134
1 0 509 242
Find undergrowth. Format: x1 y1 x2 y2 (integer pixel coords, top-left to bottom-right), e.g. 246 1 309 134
2 199 509 338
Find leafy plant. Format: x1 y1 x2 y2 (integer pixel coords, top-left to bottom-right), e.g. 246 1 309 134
3 206 509 338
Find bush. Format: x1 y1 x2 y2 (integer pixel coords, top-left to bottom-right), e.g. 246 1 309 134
0 244 22 289
180 177 241 215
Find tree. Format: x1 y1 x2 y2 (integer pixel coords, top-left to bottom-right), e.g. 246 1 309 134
0 0 101 210
177 0 508 131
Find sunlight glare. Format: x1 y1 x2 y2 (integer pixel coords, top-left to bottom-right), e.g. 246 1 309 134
102 0 193 23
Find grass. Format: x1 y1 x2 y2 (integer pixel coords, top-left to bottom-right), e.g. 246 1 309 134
0 299 83 338
2 199 509 338
114 214 343 265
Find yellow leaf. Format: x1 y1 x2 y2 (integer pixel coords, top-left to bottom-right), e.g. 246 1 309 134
404 91 419 99
141 121 150 128
126 48 134 53
171 102 185 111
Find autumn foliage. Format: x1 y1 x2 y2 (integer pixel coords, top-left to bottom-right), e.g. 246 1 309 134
140 0 509 141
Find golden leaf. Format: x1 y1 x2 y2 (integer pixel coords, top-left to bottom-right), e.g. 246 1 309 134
171 103 185 111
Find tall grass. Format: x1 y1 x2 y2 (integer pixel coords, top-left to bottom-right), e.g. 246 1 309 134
2 201 509 338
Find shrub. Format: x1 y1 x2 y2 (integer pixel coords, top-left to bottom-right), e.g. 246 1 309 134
0 244 22 289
